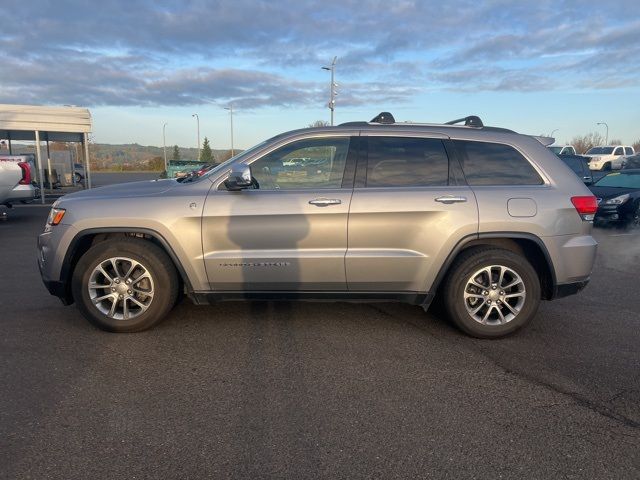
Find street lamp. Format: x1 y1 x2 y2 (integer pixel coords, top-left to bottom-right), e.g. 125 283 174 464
162 122 168 173
321 56 338 126
550 128 559 139
224 105 234 157
596 122 609 145
192 113 200 160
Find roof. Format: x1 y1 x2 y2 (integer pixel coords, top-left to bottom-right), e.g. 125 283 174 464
0 103 92 142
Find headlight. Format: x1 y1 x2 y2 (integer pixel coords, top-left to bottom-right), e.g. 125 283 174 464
603 194 629 205
47 207 66 225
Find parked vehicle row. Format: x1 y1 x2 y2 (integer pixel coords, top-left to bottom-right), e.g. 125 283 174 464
39 113 597 339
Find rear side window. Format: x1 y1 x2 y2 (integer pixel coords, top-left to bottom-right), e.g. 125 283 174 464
366 137 449 187
452 140 543 186
625 147 634 155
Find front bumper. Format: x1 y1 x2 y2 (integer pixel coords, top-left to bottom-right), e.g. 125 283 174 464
594 203 628 224
38 225 76 305
553 279 590 299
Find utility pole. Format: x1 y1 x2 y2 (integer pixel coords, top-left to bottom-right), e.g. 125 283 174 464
162 122 168 172
597 122 609 145
321 56 338 126
192 113 200 160
224 105 234 157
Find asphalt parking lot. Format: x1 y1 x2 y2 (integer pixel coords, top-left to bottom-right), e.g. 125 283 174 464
1 204 639 479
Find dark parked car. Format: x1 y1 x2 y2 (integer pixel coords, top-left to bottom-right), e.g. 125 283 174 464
622 154 640 170
557 154 593 185
589 169 640 228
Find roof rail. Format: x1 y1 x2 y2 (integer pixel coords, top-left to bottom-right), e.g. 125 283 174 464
445 115 484 128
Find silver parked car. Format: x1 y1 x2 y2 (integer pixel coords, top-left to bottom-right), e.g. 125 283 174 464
38 113 598 338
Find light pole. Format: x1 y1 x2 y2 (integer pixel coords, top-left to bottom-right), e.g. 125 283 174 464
162 122 168 172
224 105 234 157
192 113 200 160
321 56 337 126
597 122 609 145
550 128 559 139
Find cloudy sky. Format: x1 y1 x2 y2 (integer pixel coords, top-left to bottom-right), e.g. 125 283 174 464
1 0 639 149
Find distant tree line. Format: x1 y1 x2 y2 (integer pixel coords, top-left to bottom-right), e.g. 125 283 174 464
568 132 640 154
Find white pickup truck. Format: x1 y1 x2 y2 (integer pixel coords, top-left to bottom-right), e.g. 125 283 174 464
585 145 635 171
0 157 37 207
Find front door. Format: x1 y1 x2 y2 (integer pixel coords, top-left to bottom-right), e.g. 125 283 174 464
202 135 356 291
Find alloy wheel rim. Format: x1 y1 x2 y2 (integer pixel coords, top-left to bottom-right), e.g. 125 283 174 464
88 257 154 320
463 265 526 326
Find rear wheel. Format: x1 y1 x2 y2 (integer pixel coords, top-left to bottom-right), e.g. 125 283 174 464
442 248 541 338
72 238 179 332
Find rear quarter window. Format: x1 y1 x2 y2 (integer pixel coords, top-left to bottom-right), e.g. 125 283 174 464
452 140 543 186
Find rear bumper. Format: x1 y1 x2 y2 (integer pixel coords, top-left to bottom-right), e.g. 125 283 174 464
3 184 37 204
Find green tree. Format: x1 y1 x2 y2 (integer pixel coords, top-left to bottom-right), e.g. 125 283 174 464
200 137 214 163
172 145 181 161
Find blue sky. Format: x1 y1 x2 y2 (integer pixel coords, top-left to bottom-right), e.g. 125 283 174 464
1 0 639 149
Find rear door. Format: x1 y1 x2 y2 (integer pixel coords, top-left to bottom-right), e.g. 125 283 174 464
346 133 479 292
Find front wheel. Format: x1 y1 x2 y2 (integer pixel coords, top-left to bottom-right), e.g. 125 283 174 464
442 248 541 338
72 238 179 332
623 202 640 230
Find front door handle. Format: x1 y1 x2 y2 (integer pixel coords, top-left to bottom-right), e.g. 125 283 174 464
309 198 342 207
435 195 467 204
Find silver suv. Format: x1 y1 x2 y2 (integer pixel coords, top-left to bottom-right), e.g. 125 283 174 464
38 113 598 338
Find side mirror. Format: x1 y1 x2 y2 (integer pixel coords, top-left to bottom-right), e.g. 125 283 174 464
224 164 253 191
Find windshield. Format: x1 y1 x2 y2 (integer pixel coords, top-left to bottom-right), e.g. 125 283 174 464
587 147 614 155
595 172 640 189
197 140 270 180
549 146 562 154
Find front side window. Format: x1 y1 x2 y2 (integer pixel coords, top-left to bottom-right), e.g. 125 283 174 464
453 140 543 186
249 137 350 190
365 137 449 187
614 147 624 156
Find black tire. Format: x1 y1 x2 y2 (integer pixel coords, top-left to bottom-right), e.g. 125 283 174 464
71 237 179 332
442 248 541 339
74 172 84 184
623 202 640 230
602 162 612 171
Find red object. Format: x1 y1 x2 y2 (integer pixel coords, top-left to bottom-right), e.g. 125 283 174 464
571 196 598 216
17 162 32 185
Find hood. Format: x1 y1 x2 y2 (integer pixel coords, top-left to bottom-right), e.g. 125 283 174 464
589 185 638 199
60 179 177 202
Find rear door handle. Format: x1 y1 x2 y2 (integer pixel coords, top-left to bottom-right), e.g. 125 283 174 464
435 195 467 204
309 198 342 207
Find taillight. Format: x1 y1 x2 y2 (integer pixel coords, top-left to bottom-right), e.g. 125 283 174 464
571 196 598 221
18 162 31 185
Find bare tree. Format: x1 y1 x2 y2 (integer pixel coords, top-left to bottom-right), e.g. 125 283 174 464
571 132 605 154
633 140 640 152
308 120 330 128
609 139 622 146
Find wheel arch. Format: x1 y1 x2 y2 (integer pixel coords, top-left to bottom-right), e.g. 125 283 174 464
60 227 194 304
432 232 557 300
